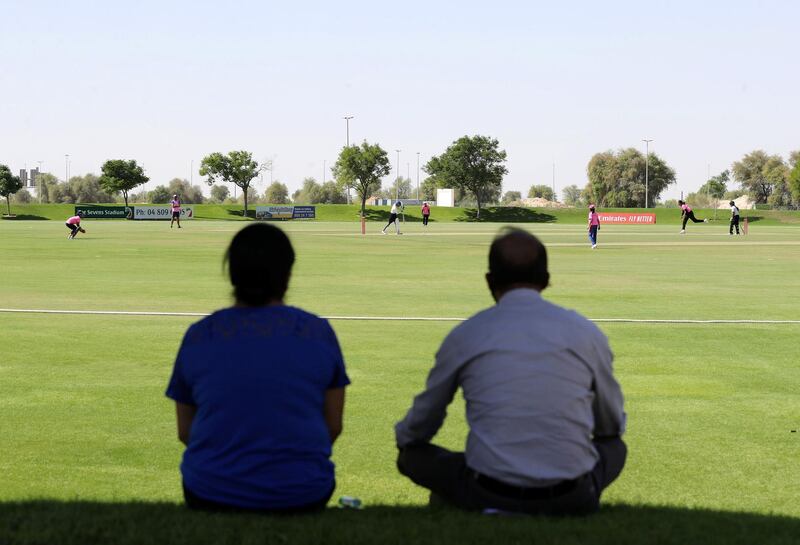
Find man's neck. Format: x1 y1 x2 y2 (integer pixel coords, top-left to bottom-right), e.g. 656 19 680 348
493 284 542 302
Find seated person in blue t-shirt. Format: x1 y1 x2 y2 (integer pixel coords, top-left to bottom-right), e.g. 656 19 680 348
166 223 350 513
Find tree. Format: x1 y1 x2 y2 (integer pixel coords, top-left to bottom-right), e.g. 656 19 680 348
128 189 148 203
694 170 730 212
67 174 115 203
292 178 323 204
528 184 555 201
14 188 32 203
319 181 346 204
724 189 746 201
425 135 507 219
0 165 23 215
333 142 392 216
99 159 149 208
585 148 675 207
789 150 800 169
731 150 786 204
167 178 205 203
265 181 290 204
199 151 266 217
685 191 714 208
388 177 412 200
501 191 522 205
419 177 438 201
148 185 172 203
789 160 800 206
562 184 583 206
238 187 260 206
33 173 59 203
699 170 729 199
210 184 230 203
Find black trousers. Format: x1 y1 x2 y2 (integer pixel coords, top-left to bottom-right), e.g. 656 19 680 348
423 214 430 225
183 483 333 515
730 215 740 234
682 211 703 229
383 213 398 230
397 438 626 516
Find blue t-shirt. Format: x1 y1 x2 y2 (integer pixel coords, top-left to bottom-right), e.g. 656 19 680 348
165 306 349 509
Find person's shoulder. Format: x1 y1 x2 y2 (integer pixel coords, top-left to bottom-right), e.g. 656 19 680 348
282 306 338 340
181 311 222 345
446 304 497 340
541 298 605 338
282 305 323 322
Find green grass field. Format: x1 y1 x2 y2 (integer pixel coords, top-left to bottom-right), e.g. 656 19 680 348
2 216 800 544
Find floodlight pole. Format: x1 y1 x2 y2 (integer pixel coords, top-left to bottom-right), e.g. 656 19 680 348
343 115 354 204
416 152 420 201
37 161 43 203
64 154 70 184
395 149 401 202
343 116 353 147
642 139 653 208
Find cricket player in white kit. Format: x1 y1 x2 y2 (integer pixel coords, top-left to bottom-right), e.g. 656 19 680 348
382 201 403 235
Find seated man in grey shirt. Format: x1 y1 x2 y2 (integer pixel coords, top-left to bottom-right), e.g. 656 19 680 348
395 228 627 515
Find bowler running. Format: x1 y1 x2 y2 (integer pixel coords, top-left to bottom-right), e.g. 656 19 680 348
679 200 707 233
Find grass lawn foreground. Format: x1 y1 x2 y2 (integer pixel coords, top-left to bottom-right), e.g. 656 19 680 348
1 218 799 544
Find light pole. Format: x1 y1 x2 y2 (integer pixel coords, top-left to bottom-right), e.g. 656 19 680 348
343 115 354 204
642 139 653 208
64 154 70 184
552 161 556 201
190 160 194 186
37 161 43 202
395 149 401 202
343 116 353 147
416 152 420 201
406 162 410 198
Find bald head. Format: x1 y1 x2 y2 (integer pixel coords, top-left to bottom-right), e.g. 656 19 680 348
486 228 550 300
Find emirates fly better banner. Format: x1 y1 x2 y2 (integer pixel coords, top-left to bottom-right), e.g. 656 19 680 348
597 213 656 224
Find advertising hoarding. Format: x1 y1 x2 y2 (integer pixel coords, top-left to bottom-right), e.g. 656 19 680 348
75 205 132 219
291 206 316 219
132 206 194 220
597 213 656 224
255 206 294 220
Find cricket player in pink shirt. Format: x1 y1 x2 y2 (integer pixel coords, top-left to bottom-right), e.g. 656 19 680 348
678 200 707 233
170 194 182 229
65 214 85 239
588 205 600 249
421 202 431 226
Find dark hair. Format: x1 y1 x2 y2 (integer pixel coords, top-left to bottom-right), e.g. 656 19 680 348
488 228 549 290
225 224 295 306
678 199 685 205
729 201 736 206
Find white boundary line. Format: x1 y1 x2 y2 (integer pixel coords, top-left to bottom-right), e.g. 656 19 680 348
1 308 799 324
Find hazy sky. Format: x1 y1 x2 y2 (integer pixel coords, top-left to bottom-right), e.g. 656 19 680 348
2 0 798 200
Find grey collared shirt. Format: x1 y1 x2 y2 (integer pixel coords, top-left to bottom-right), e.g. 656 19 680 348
395 288 626 487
